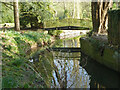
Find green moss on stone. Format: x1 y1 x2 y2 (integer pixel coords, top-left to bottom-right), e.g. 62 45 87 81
80 37 120 72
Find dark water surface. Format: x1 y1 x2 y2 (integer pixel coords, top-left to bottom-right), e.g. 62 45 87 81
30 38 120 88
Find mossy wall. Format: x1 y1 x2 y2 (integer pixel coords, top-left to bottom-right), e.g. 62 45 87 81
108 10 120 46
80 37 120 72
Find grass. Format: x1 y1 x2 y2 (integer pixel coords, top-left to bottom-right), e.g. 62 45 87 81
1 30 52 88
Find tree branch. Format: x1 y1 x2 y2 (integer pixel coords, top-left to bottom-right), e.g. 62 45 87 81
2 2 13 6
1 2 13 10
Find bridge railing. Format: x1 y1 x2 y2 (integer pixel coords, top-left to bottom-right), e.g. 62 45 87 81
44 18 92 29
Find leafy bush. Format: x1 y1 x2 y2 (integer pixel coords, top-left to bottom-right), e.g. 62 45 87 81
48 30 62 36
48 30 56 36
20 2 54 28
1 3 14 23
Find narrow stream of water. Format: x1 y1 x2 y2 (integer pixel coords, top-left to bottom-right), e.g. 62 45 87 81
30 38 120 88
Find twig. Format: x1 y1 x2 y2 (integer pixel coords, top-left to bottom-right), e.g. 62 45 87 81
26 63 48 88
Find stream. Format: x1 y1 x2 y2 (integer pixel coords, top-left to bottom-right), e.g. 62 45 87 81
29 37 120 88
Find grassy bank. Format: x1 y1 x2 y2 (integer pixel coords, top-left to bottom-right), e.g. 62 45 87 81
1 30 53 88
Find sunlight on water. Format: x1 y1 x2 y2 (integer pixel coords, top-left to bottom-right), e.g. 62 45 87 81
30 38 120 88
51 52 90 88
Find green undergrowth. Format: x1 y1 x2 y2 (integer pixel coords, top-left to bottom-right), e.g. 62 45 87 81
1 30 52 88
48 30 63 36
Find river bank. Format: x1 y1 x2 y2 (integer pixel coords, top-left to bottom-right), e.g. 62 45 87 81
1 29 84 88
1 30 54 88
1 27 91 88
28 37 120 88
80 36 120 73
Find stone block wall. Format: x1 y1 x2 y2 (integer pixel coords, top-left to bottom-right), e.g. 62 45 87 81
108 10 120 46
80 37 120 72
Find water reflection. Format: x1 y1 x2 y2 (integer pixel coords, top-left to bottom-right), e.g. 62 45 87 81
81 54 120 88
30 38 120 88
51 51 90 88
53 38 80 48
80 53 120 88
30 49 90 88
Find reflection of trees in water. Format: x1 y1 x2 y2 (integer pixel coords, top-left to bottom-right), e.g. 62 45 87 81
52 38 80 48
31 48 90 88
51 51 90 88
52 39 63 47
30 36 120 88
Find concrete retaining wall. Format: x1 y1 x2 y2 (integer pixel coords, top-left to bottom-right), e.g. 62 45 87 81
80 37 120 72
108 10 120 46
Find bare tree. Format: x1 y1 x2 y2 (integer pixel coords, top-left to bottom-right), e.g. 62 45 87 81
91 0 113 34
13 0 20 31
77 0 80 19
73 0 76 18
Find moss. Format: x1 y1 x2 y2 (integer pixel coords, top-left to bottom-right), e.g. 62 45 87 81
80 37 120 72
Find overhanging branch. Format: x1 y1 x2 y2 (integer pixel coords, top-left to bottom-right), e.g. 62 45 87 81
1 2 13 10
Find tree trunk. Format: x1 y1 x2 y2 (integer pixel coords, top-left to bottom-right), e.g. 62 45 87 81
64 0 67 11
13 0 20 31
98 1 113 34
63 0 67 18
73 0 76 18
91 2 100 33
77 0 80 19
91 0 113 34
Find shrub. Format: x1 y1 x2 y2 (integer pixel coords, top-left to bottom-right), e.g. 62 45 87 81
48 30 62 36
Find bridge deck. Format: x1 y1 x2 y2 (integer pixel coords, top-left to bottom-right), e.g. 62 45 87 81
44 26 90 30
50 47 81 52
